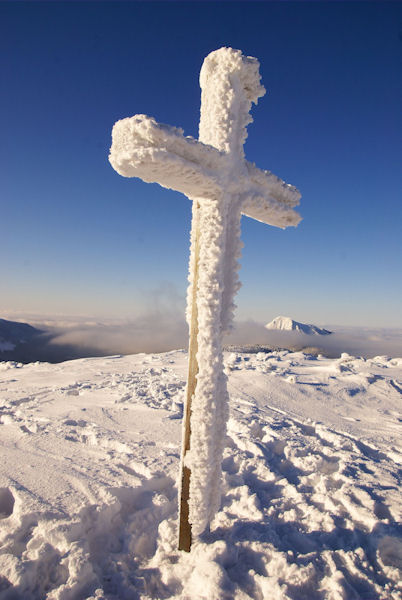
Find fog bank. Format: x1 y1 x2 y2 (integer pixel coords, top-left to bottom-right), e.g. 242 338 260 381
2 312 402 363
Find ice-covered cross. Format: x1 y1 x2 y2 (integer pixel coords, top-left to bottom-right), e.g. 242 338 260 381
109 47 301 551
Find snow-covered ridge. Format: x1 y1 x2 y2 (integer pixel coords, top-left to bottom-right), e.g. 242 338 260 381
266 315 332 335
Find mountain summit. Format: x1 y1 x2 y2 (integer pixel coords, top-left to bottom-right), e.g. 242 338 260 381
265 316 332 336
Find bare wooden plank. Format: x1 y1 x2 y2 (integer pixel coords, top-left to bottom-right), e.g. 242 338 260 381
178 201 201 552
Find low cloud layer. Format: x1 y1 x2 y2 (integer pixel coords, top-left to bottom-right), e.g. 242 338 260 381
2 311 402 363
238 326 402 359
48 313 188 357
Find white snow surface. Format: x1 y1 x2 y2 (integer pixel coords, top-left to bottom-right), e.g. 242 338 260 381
0 349 401 599
266 316 332 336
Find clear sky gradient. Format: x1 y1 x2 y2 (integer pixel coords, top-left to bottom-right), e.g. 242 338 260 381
2 1 401 327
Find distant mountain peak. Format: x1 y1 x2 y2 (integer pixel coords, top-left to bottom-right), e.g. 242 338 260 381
265 316 332 336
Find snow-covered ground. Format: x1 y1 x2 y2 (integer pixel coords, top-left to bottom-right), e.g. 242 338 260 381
0 349 401 599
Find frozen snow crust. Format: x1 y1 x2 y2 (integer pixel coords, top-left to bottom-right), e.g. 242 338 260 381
0 349 401 599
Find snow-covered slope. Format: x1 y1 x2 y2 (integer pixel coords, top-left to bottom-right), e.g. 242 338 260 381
0 349 401 599
266 315 332 335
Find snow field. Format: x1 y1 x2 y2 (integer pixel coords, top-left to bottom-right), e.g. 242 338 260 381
0 349 401 599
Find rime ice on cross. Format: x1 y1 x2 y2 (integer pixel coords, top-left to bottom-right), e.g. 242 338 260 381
109 47 301 551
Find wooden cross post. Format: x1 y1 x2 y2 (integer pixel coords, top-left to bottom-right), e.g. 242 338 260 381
109 47 301 552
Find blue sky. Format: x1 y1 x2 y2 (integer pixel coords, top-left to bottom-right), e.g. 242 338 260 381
1 1 401 327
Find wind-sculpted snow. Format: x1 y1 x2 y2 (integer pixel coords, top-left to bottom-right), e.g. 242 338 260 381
0 350 401 598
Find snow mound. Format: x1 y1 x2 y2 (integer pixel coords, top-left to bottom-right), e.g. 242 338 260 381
266 316 332 335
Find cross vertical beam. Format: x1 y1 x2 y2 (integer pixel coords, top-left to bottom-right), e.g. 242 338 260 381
177 49 267 549
108 46 301 554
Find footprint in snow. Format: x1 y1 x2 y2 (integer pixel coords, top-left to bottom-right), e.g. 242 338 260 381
0 488 15 519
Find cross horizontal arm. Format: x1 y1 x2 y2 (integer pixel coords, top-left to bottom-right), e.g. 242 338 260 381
240 162 301 228
109 115 225 200
109 114 301 229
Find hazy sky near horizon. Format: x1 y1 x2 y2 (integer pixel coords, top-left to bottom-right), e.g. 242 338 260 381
2 1 401 328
